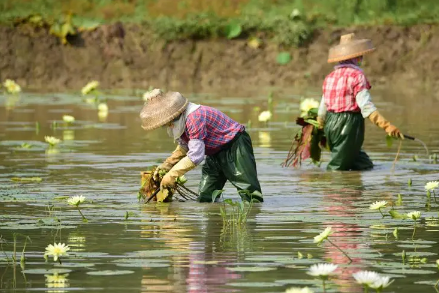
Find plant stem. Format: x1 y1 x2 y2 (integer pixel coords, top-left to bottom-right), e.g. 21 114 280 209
364 286 369 293
322 279 326 293
412 221 417 240
327 238 353 263
433 190 438 203
77 207 87 222
379 208 385 218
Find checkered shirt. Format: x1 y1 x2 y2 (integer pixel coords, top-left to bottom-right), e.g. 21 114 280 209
181 105 244 155
322 64 371 113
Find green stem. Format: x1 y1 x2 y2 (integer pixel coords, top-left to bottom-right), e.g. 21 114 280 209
77 207 87 222
433 190 438 203
364 286 369 293
412 222 417 240
327 238 353 263
322 279 327 293
378 208 385 218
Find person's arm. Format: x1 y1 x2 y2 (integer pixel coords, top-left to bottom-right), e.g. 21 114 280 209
317 96 326 129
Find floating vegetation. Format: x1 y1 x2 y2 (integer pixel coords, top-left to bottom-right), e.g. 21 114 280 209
314 226 352 263
307 263 338 292
44 243 70 264
62 115 75 124
44 136 61 147
67 195 88 222
2 79 21 94
10 177 42 182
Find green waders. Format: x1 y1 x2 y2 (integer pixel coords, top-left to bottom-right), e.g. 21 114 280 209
324 111 374 171
198 131 263 203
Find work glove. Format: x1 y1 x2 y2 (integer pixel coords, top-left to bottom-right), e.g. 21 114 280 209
160 156 196 190
317 116 325 130
368 111 404 139
153 145 187 181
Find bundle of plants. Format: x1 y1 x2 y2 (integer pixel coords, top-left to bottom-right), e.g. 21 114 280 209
139 166 198 203
283 99 327 167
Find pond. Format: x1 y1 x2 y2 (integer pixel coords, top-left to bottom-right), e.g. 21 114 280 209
0 87 438 292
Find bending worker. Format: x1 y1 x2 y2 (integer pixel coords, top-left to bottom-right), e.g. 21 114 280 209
317 33 403 171
139 89 263 202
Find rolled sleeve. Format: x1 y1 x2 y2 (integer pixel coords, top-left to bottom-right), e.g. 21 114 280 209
187 139 206 165
356 89 377 118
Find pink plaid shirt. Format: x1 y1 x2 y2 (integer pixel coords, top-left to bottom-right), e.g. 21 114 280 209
322 64 371 113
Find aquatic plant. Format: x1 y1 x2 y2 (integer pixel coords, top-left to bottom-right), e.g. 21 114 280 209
82 81 100 96
45 136 61 147
353 270 393 293
369 200 388 218
314 226 352 262
62 115 75 124
45 272 69 285
285 287 314 293
392 227 398 240
98 103 109 121
258 110 272 124
300 98 319 117
425 181 438 203
44 243 70 264
143 88 162 101
176 175 187 185
220 196 253 230
2 79 21 94
67 195 87 222
307 263 338 292
406 211 421 239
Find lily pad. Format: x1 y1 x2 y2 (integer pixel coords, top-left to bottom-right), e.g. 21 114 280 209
54 262 95 268
383 268 436 275
226 267 277 272
22 268 72 275
113 259 170 268
87 270 134 276
228 282 283 287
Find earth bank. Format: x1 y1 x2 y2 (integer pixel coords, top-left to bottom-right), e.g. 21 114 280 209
1 23 439 96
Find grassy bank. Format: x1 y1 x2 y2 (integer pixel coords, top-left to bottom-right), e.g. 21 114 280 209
2 0 439 46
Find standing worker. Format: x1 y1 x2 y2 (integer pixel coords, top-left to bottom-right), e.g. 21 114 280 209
140 89 263 202
317 33 403 171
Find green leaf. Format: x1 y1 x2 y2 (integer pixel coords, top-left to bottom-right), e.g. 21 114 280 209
389 210 408 219
225 23 242 39
223 199 235 206
276 52 292 65
11 177 42 182
386 135 393 148
211 189 224 203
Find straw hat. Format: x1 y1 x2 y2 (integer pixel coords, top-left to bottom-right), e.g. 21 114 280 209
140 89 188 130
328 33 375 63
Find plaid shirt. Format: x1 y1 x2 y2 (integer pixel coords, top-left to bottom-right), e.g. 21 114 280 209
180 106 244 155
322 64 371 113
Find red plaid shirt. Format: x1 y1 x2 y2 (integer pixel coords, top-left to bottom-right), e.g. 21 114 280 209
322 64 371 113
181 106 244 155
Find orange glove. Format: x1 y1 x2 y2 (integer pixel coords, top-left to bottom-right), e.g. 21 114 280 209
153 145 187 180
368 111 404 139
317 116 325 130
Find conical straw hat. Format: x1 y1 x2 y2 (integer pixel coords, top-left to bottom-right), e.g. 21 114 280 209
328 33 375 63
140 89 188 130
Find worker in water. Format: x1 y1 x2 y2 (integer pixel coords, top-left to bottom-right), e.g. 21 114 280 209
139 89 263 202
317 33 404 171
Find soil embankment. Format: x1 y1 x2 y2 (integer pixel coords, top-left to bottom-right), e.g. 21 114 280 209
1 23 439 94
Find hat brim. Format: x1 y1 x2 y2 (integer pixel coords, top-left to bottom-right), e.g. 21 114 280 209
141 99 189 131
327 48 375 63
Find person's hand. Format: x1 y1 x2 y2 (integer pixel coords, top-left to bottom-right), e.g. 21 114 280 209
317 116 325 130
160 172 177 189
386 125 404 139
153 162 172 181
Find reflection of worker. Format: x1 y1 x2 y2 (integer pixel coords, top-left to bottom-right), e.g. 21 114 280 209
317 33 403 171
139 89 263 202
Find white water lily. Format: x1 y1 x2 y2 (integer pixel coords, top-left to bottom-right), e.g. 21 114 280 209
44 243 70 262
285 287 314 293
406 211 421 220
425 181 439 191
44 136 61 146
143 88 163 101
369 200 387 210
258 110 272 122
67 195 86 206
81 80 99 95
307 263 338 277
98 103 108 112
300 98 319 115
314 226 333 244
62 115 75 123
369 275 394 290
352 270 380 286
436 259 439 269
3 79 21 94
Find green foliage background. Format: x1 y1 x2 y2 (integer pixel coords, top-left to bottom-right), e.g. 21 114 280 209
2 0 438 46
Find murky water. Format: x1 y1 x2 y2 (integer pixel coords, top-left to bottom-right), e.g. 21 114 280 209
1 87 439 292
